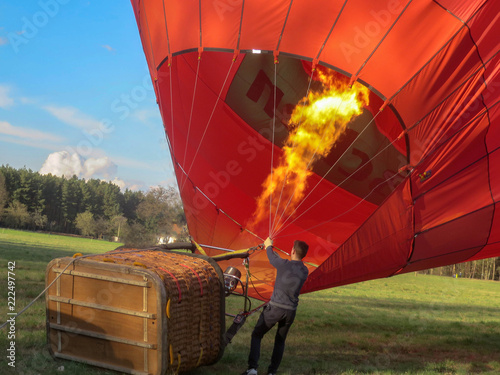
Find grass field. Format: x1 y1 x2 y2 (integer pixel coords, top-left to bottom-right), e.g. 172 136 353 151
0 228 499 375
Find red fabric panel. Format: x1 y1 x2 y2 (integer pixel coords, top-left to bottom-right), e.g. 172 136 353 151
414 157 491 233
488 149 500 203
406 71 486 167
401 247 482 274
435 0 487 22
486 102 500 152
411 206 493 263
468 243 500 262
410 113 489 200
487 204 500 245
482 54 500 110
302 179 413 293
467 1 500 63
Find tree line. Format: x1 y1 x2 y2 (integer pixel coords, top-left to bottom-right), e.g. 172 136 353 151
420 258 499 281
0 165 187 246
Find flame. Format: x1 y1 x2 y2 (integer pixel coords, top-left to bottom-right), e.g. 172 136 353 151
252 69 370 233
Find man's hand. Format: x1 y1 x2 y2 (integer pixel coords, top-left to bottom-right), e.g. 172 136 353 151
264 237 273 248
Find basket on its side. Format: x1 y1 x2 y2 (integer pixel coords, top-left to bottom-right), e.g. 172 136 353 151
46 249 225 375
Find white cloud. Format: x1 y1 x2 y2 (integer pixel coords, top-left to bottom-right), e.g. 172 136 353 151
132 108 161 123
43 105 103 131
0 85 15 108
102 44 115 52
40 151 84 178
40 151 118 180
0 120 64 142
82 156 117 179
0 37 8 46
110 177 144 192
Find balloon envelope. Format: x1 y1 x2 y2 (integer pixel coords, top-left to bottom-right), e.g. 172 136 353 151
131 0 500 300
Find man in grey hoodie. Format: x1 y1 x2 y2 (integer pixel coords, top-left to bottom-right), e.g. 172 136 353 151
242 237 309 375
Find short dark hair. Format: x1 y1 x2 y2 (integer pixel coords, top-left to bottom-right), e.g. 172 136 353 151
293 240 309 259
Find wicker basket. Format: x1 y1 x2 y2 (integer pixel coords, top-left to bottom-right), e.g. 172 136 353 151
46 249 225 374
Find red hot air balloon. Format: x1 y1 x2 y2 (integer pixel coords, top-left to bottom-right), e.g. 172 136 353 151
130 0 500 300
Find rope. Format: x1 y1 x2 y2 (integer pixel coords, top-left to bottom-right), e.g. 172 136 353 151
269 58 277 235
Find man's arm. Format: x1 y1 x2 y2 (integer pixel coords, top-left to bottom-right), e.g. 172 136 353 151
264 237 286 268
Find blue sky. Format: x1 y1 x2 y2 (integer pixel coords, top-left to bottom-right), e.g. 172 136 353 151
0 1 175 191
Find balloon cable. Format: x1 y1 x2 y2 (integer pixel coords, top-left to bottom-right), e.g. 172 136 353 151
270 86 357 237
273 109 384 235
270 66 317 233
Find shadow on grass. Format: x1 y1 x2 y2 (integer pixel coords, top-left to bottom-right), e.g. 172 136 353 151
185 293 500 375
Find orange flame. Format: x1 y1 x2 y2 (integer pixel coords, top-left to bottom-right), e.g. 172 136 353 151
253 69 370 233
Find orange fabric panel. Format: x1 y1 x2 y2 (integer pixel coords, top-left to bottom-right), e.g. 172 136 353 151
392 27 482 136
239 0 290 51
317 0 403 76
143 0 170 66
353 0 462 99
161 0 200 55
200 0 240 50
276 0 344 61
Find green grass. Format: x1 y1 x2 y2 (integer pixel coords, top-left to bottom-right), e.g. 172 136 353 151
1 228 500 374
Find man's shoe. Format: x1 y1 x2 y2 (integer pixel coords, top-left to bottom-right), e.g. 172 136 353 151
241 369 257 375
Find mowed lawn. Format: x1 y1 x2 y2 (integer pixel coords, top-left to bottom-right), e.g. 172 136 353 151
1 229 499 375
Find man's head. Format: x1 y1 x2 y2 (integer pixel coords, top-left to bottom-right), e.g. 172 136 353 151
292 240 309 260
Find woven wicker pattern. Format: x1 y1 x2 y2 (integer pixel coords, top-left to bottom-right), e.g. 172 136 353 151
92 249 224 373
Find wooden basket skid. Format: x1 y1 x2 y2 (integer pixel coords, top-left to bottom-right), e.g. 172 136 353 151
45 250 225 375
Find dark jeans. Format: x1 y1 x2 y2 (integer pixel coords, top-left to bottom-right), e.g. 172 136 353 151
248 304 297 373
